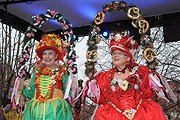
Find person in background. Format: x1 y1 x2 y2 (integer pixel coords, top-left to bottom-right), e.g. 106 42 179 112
93 34 167 120
22 34 74 120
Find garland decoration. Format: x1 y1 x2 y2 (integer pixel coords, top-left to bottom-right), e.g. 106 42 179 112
85 1 158 79
16 9 77 80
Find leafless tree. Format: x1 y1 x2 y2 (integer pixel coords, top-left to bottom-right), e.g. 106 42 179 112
0 22 37 106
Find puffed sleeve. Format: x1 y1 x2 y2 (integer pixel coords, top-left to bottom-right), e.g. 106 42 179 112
94 72 107 105
138 66 154 99
22 72 36 99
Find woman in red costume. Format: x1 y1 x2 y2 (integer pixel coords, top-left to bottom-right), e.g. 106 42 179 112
94 34 167 120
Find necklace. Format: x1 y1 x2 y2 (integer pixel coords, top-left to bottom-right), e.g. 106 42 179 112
115 65 127 75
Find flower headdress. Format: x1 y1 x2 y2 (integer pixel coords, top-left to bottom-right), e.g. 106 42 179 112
109 34 139 63
35 34 67 62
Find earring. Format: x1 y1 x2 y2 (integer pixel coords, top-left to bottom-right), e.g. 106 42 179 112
126 60 129 65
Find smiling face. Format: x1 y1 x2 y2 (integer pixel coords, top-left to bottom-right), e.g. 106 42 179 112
42 49 58 68
112 50 130 68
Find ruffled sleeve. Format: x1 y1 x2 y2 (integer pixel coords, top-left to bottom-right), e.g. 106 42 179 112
22 72 36 99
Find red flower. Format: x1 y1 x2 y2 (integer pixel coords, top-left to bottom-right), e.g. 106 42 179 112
50 41 56 45
41 37 46 41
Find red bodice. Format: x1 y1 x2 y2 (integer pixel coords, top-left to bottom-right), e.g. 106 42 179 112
95 65 154 112
35 75 64 101
113 87 141 111
94 65 167 120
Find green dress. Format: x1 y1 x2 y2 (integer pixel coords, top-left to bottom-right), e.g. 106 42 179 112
22 68 74 120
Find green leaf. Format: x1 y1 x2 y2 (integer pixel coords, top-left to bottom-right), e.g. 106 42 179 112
39 70 43 73
128 84 132 89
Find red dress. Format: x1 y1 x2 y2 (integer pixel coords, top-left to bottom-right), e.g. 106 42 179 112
94 65 167 120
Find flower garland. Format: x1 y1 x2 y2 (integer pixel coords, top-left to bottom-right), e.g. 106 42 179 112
16 9 77 79
85 1 158 79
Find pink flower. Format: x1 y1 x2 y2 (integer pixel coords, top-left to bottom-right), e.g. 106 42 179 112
39 17 42 20
73 68 76 72
68 67 72 72
64 25 69 29
50 11 57 15
68 59 73 64
70 30 73 34
20 58 24 62
28 48 31 52
24 54 29 58
26 33 32 37
17 64 20 68
19 73 24 77
22 70 25 74
36 19 40 23
68 42 71 46
65 31 69 34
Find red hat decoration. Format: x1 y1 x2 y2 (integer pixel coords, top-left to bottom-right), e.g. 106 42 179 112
109 34 139 63
36 34 67 62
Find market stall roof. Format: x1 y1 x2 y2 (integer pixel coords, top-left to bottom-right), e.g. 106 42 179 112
0 0 180 41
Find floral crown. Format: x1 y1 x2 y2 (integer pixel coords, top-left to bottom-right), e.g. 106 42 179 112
109 34 139 63
35 34 67 62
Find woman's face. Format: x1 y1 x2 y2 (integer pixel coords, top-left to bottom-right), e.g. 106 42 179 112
42 49 58 68
112 50 130 67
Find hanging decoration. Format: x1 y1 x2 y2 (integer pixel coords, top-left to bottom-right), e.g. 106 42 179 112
16 9 77 79
85 1 158 80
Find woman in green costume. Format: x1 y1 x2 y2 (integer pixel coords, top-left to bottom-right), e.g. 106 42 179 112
22 34 74 120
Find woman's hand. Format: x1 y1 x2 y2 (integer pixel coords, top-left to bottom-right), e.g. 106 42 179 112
24 79 32 90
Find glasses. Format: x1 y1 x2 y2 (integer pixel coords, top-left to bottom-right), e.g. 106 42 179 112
111 52 128 57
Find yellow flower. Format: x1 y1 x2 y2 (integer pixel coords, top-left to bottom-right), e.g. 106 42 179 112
55 39 61 46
